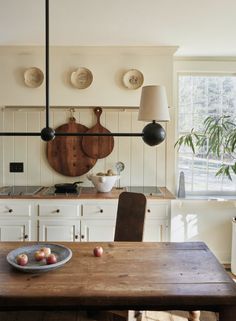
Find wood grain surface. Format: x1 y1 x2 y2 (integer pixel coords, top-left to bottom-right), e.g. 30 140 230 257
82 108 114 159
47 117 97 177
0 241 236 320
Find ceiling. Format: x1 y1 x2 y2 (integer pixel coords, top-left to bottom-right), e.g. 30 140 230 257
1 0 236 57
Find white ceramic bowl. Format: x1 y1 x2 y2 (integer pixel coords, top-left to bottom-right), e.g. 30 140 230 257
87 174 120 192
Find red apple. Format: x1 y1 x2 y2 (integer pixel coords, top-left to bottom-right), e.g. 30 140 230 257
39 247 51 258
16 253 28 266
93 246 103 257
46 253 57 265
34 250 45 261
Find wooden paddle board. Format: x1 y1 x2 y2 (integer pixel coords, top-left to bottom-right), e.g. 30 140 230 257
47 117 97 177
82 107 114 159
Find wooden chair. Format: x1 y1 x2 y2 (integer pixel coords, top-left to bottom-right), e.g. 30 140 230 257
109 192 147 321
114 191 147 242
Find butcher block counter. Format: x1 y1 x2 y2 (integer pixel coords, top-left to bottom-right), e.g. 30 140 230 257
0 241 235 321
0 186 175 200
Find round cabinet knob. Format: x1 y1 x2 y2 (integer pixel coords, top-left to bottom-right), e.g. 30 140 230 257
75 235 78 239
56 209 60 213
24 235 28 239
147 209 151 213
100 209 103 213
81 235 85 239
8 209 13 213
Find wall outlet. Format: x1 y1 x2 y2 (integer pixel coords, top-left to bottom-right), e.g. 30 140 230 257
9 162 24 173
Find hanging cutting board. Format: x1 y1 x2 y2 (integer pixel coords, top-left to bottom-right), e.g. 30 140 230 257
82 107 114 159
47 117 97 177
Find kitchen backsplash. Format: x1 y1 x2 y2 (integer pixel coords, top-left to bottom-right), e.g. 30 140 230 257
0 108 167 188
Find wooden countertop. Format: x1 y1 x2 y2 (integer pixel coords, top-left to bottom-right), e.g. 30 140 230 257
0 241 235 318
0 187 175 200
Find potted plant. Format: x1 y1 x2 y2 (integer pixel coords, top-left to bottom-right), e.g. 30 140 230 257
175 115 236 180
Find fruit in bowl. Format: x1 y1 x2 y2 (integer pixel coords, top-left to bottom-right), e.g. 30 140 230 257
16 253 28 266
87 170 120 192
34 250 46 261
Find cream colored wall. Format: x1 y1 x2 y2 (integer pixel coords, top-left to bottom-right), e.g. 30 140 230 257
0 46 177 190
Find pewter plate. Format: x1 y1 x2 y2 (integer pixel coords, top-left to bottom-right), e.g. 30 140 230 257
6 243 72 273
24 67 44 88
70 67 93 89
122 69 144 90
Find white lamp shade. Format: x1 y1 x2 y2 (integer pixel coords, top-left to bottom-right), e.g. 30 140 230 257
138 85 170 122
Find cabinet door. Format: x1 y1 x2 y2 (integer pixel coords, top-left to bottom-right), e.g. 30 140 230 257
39 220 80 242
81 219 116 241
0 220 30 241
143 218 169 242
144 201 170 241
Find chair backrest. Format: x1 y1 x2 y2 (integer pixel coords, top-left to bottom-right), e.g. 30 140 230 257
114 191 147 242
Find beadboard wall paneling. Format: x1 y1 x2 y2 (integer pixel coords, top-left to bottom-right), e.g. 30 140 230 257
0 109 167 188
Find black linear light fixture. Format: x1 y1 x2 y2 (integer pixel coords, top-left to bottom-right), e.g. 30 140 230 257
0 0 170 147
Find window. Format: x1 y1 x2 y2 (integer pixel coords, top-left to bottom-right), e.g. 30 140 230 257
177 74 236 194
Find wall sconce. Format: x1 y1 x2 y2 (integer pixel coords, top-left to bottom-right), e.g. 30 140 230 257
0 0 170 147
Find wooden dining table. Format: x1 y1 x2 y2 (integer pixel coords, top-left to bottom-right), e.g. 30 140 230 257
0 241 235 321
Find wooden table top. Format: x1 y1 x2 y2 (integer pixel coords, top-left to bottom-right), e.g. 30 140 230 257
0 242 235 311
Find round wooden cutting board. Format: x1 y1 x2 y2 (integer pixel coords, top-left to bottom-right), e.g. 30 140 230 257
82 107 114 159
47 117 97 177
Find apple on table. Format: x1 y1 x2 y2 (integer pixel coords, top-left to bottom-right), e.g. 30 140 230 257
16 253 28 266
93 246 103 257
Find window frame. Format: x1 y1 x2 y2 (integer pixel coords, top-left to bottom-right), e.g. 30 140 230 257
176 71 236 197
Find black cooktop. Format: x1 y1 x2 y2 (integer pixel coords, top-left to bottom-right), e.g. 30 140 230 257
126 186 162 196
0 186 43 196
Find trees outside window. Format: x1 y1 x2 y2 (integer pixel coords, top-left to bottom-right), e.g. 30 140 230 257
176 75 236 194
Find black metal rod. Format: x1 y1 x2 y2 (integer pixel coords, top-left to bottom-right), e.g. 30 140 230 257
0 1 145 140
55 132 144 137
45 0 49 128
0 133 41 136
0 132 143 137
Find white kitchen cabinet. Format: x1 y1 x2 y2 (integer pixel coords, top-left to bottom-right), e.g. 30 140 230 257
0 198 171 243
143 202 170 241
81 219 116 241
80 201 117 241
38 202 81 241
143 218 169 241
0 202 31 217
38 204 79 218
82 203 117 219
0 219 31 241
0 200 33 241
39 219 80 242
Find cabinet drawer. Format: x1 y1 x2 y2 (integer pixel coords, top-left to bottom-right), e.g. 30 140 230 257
0 204 31 217
39 204 79 217
146 203 169 219
82 204 117 218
